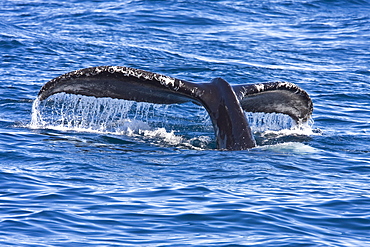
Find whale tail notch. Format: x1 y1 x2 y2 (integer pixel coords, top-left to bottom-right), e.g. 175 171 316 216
37 66 313 150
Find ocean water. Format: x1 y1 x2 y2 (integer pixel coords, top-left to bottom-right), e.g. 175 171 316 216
1 0 370 246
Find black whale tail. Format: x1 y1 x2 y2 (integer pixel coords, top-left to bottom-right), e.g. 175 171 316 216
37 66 313 150
197 78 256 150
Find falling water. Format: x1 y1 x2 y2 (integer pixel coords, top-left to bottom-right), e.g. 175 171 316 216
30 93 167 134
30 93 313 148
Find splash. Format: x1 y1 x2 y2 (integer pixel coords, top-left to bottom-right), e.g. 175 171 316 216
29 93 211 149
245 112 314 136
30 93 314 149
31 93 163 133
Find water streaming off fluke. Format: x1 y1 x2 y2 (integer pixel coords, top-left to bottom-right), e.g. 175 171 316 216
30 93 313 149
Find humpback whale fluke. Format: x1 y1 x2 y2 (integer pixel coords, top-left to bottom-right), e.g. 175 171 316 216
37 66 313 150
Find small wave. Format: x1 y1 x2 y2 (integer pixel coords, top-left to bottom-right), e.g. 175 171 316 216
258 142 318 154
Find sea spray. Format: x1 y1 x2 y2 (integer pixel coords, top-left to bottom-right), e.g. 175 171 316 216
30 93 313 149
29 93 204 148
30 97 43 128
245 112 295 132
30 93 163 133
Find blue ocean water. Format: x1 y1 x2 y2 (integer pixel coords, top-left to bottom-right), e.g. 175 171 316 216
1 0 370 246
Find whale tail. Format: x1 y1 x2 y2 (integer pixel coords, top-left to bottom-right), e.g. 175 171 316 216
37 66 313 150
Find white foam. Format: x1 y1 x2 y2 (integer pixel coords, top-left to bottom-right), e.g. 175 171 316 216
141 128 183 145
30 93 149 133
258 142 318 154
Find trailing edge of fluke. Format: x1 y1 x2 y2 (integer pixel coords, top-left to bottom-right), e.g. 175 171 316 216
37 66 313 150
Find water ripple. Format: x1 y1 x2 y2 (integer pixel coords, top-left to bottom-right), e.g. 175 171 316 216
1 0 370 246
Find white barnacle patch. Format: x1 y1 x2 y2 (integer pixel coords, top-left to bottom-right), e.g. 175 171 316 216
74 69 84 78
94 67 104 75
114 66 126 74
254 83 265 92
277 81 301 94
78 66 179 89
123 67 145 79
156 74 176 88
277 81 293 89
107 66 118 73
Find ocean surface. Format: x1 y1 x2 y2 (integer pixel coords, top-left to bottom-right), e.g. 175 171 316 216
1 0 370 246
